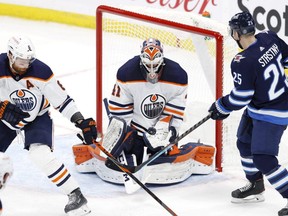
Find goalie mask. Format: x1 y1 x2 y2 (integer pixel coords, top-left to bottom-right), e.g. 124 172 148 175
140 38 165 84
7 36 36 75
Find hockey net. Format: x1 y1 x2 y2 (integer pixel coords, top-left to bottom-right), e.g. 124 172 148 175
96 5 242 172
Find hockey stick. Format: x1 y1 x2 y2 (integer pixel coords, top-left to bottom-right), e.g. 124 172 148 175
103 98 151 194
77 134 177 216
129 112 212 173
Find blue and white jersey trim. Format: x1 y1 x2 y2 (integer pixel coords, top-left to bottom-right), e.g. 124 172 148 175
216 99 231 115
228 96 251 106
232 88 254 97
248 106 288 125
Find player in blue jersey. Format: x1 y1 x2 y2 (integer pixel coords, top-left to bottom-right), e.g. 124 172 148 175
0 36 97 216
208 11 288 215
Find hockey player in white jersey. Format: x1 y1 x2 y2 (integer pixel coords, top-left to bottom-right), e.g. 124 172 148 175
0 36 97 216
73 38 215 187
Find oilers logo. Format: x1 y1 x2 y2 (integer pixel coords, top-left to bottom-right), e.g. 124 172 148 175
9 89 37 111
141 94 166 119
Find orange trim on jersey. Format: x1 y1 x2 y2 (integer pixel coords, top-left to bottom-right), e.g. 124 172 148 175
160 115 173 123
22 74 54 82
17 122 24 127
52 168 68 183
117 79 188 87
158 80 188 87
164 107 184 116
108 105 133 111
117 79 146 84
0 75 14 79
0 74 54 82
42 99 50 109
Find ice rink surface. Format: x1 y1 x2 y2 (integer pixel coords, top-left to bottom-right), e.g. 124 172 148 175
0 16 285 216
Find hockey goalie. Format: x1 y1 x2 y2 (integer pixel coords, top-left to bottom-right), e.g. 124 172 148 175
72 37 215 187
73 116 215 186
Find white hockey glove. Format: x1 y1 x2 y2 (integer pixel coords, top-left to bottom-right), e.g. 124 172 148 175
143 115 177 151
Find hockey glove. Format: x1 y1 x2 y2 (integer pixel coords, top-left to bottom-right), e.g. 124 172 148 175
209 98 231 120
143 115 178 151
0 100 30 126
76 118 97 144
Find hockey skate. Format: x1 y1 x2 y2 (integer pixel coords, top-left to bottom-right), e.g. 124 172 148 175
64 188 91 216
278 199 288 216
231 178 265 203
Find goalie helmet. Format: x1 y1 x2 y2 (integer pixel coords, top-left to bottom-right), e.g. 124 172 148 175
0 152 13 190
229 11 255 36
7 35 36 74
140 38 164 84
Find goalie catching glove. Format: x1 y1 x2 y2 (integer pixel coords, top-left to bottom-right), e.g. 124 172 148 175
143 115 177 151
0 100 30 126
76 118 97 144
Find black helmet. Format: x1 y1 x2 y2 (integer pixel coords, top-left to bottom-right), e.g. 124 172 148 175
229 11 255 35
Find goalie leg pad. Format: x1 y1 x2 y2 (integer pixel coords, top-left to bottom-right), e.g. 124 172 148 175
72 144 94 165
191 145 215 166
105 129 144 170
143 142 215 184
72 144 98 173
102 116 128 157
150 142 215 166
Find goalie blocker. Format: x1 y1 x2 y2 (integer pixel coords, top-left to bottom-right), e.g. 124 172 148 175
72 117 215 184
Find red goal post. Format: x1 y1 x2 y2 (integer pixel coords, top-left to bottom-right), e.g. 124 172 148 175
96 5 238 172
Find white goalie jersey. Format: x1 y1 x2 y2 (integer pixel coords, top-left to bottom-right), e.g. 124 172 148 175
108 56 188 134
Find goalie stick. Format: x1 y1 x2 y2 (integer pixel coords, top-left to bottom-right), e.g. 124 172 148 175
77 134 178 216
102 98 145 194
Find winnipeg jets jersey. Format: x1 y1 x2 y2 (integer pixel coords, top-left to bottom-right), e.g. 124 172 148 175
109 56 188 135
221 31 288 125
0 53 80 130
